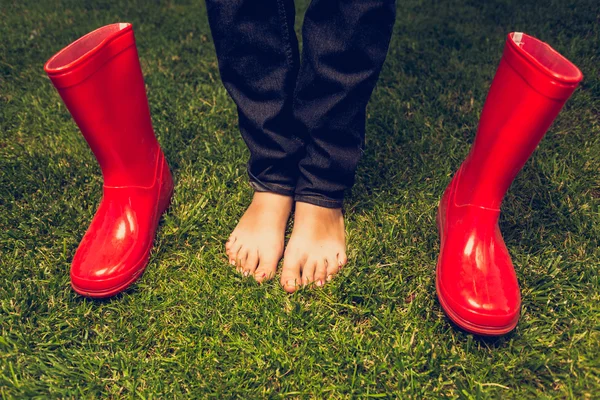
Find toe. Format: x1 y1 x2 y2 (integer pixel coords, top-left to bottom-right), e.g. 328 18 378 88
338 252 348 269
229 240 243 266
225 235 236 253
301 260 316 287
243 248 259 277
325 256 339 282
314 259 327 287
236 247 249 273
281 253 303 293
254 254 279 283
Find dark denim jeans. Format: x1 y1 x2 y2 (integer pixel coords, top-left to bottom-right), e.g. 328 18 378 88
206 0 396 208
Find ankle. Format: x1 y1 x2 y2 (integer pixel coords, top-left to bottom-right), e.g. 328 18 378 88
253 191 293 203
453 162 504 210
294 202 343 224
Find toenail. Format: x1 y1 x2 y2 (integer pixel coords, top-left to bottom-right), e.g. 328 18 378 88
230 260 236 266
317 280 323 287
327 275 332 282
286 280 296 287
243 270 249 277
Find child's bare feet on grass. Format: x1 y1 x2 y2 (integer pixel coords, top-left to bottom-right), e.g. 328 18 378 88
281 202 348 292
226 192 293 283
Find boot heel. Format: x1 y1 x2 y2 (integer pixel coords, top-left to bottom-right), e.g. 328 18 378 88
158 154 174 216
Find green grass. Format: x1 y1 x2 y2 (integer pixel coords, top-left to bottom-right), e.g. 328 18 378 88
1 0 599 398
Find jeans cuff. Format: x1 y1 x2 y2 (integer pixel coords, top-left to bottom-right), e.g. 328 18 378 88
294 194 343 209
249 176 295 197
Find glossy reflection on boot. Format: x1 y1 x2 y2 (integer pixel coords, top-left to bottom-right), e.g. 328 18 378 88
436 32 583 335
45 23 173 298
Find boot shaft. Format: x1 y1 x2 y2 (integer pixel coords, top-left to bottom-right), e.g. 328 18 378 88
457 32 583 210
45 23 159 187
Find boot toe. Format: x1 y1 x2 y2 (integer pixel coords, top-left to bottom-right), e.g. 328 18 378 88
70 212 150 298
70 252 149 298
71 266 133 297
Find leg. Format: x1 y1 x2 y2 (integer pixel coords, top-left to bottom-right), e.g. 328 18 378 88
281 0 396 292
206 0 302 281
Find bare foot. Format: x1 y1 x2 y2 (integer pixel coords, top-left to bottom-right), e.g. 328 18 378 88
226 192 293 283
281 202 348 292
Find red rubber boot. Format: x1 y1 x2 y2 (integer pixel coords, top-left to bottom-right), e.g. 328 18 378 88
436 32 582 335
45 23 173 298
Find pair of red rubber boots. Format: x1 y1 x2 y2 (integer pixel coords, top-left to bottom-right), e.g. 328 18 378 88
46 24 582 337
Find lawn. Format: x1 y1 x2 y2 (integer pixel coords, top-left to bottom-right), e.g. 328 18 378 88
1 0 599 398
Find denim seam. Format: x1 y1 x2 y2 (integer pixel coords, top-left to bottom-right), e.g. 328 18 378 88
251 180 295 196
276 0 295 72
294 194 343 207
276 0 305 149
254 180 295 192
248 170 295 194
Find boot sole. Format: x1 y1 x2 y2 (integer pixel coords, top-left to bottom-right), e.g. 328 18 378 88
72 263 148 298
